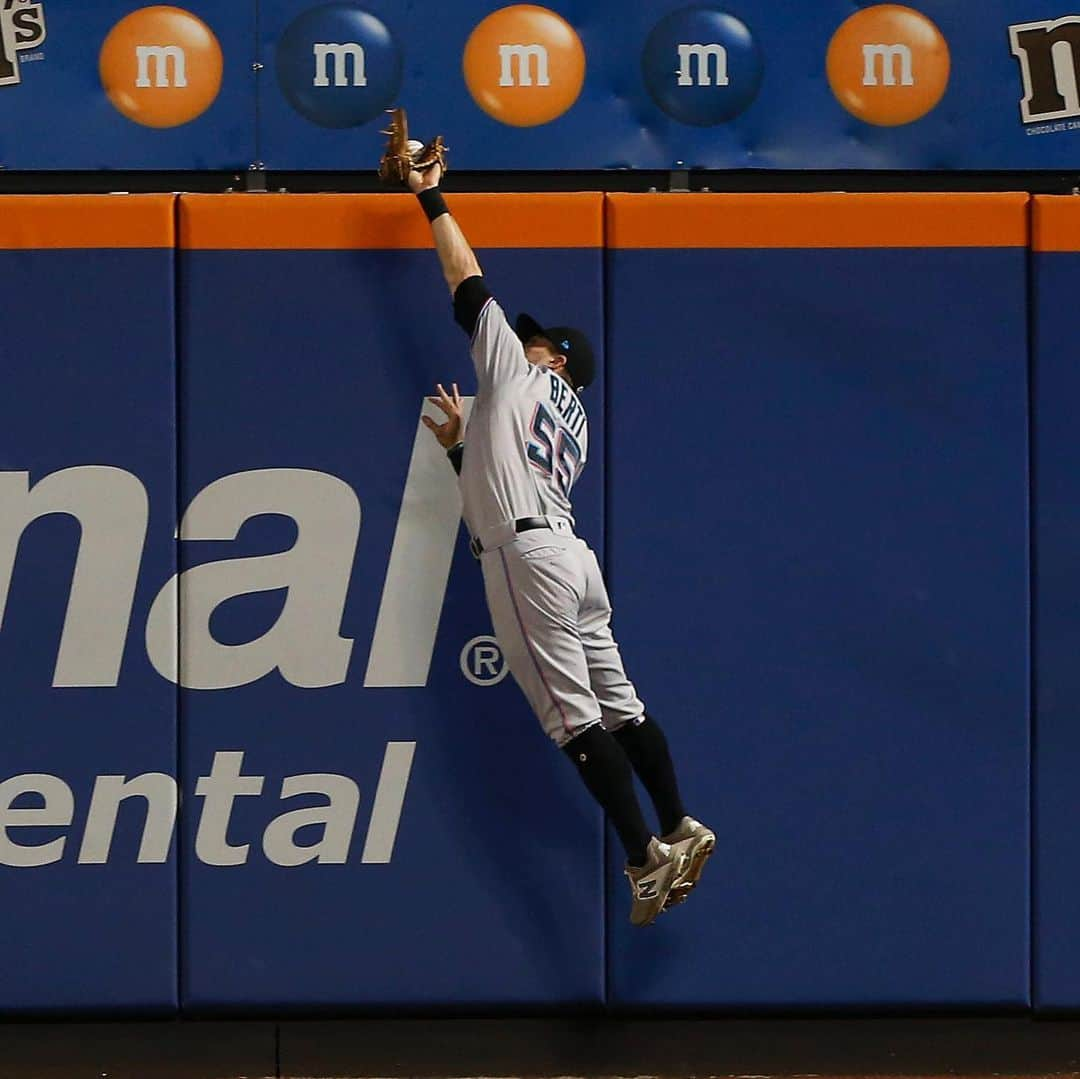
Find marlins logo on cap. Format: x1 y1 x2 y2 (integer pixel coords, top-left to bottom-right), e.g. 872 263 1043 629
515 313 596 390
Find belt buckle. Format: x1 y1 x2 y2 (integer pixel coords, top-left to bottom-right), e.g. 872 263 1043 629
469 536 483 559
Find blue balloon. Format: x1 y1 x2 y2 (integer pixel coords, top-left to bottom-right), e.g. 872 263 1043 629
641 6 763 126
276 3 402 129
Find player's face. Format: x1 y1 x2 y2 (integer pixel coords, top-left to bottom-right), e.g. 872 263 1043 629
525 336 562 370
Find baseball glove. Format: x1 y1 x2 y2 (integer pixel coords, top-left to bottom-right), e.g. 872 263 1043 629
377 107 448 186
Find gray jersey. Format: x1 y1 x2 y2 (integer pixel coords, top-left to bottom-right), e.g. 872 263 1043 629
457 294 643 748
459 297 588 540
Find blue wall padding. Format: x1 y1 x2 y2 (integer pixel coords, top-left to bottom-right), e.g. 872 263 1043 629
177 196 606 1009
0 198 178 1013
1032 199 1080 1009
0 191 1044 1015
605 207 1029 1005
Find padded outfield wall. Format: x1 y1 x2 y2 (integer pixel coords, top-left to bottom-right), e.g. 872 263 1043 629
1032 197 1080 1011
0 190 1059 1013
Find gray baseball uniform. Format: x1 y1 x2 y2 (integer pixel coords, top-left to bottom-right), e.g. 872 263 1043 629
460 295 644 747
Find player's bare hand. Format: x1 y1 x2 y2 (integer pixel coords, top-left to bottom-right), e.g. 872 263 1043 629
422 382 463 448
407 161 442 193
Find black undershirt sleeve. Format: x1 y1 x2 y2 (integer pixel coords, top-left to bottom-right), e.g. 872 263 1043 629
448 277 490 473
447 443 464 475
453 275 492 336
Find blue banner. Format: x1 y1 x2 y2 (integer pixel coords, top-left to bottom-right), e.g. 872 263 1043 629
2 1 1080 169
0 0 254 169
260 0 1080 171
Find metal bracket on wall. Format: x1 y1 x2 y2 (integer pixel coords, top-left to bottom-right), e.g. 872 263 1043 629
649 162 691 193
245 163 267 193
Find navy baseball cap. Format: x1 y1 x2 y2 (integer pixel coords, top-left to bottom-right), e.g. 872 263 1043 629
515 313 596 391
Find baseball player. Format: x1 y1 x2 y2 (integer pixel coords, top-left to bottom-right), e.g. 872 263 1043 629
404 154 714 927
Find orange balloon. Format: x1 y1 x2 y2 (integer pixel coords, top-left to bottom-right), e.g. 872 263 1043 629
827 4 950 127
463 4 585 127
100 6 223 128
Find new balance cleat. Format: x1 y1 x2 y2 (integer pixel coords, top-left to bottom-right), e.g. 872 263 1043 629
625 836 686 927
661 816 716 909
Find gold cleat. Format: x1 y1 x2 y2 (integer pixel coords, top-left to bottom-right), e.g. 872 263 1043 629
625 837 687 927
660 817 716 910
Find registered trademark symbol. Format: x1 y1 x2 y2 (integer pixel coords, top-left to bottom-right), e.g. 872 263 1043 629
460 635 508 686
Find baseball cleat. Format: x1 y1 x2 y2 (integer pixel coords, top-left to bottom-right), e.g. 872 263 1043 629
660 816 716 909
625 836 687 927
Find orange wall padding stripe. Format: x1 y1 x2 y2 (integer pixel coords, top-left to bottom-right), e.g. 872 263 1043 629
0 194 175 249
607 193 1029 249
1033 197 1080 252
180 193 603 249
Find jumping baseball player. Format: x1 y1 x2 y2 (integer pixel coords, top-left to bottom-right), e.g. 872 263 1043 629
382 114 714 926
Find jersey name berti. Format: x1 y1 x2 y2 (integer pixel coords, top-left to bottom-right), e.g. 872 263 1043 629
545 369 587 440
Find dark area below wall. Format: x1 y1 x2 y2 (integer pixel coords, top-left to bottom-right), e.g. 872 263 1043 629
0 168 1079 195
4 1016 1080 1079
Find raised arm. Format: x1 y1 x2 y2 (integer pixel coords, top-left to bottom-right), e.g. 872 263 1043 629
408 162 497 341
408 164 481 295
406 151 524 383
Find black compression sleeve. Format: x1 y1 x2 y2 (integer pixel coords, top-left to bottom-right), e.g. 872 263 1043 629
447 443 464 474
612 714 687 837
563 724 652 866
453 275 492 336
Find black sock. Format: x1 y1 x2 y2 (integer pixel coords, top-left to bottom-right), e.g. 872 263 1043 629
563 724 652 867
612 713 688 837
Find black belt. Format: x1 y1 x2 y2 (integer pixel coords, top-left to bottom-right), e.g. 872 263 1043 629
470 517 551 558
